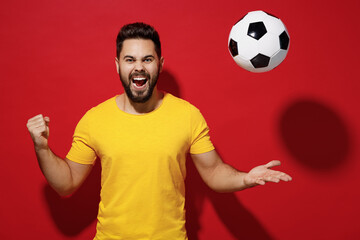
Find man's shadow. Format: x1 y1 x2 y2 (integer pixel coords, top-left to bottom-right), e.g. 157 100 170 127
185 153 274 240
43 160 101 236
43 70 273 239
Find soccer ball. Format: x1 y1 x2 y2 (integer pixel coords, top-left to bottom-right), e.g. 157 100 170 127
228 10 290 73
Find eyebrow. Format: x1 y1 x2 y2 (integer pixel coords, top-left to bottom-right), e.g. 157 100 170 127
123 55 155 59
143 55 155 59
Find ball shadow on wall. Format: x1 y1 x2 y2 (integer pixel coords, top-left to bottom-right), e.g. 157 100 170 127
43 160 101 236
279 99 350 170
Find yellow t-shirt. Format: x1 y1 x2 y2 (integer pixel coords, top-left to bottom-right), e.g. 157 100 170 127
66 93 214 240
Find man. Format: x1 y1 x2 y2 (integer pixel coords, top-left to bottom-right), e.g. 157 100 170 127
27 22 292 239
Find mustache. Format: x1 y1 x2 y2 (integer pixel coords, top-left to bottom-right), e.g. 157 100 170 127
129 71 150 79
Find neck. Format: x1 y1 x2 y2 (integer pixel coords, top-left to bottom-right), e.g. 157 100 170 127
117 88 164 115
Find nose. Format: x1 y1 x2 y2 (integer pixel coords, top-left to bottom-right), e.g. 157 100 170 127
134 60 145 72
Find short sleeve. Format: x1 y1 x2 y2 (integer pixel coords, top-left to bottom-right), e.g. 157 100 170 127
66 112 97 165
189 105 215 154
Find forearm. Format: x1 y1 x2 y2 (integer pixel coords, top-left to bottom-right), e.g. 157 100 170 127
193 150 292 192
35 146 75 196
204 162 250 193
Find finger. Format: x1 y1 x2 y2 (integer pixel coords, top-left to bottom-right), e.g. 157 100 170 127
255 178 266 185
263 176 280 183
32 125 48 136
32 128 47 138
44 116 50 124
264 160 281 169
27 118 48 136
28 115 49 126
279 173 292 182
27 119 44 129
268 172 292 182
44 117 50 136
273 171 292 181
27 114 45 127
27 118 47 129
28 114 44 122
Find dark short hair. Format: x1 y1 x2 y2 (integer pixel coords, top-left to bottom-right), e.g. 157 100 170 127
116 22 161 59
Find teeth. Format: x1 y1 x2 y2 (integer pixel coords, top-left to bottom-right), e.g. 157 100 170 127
132 77 147 87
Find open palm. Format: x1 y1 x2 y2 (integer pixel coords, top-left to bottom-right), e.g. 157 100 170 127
244 160 292 187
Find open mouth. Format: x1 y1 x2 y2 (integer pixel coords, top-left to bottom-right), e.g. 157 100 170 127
132 77 148 88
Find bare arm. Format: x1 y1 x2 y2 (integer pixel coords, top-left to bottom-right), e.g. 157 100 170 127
191 150 292 193
27 114 93 196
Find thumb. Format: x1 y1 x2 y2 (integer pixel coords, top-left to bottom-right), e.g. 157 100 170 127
43 116 50 138
264 160 281 169
44 116 50 124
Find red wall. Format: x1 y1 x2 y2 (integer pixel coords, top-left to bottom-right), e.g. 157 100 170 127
1 0 359 239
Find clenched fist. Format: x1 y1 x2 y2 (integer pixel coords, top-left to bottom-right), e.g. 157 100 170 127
27 114 50 150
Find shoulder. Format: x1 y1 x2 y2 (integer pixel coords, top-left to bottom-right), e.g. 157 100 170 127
164 93 199 111
85 96 117 115
77 96 117 124
162 93 206 124
73 96 117 133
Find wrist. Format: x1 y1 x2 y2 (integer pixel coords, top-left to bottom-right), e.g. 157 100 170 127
242 172 256 189
34 144 49 153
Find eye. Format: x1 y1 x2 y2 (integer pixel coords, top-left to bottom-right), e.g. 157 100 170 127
125 58 134 63
143 57 154 63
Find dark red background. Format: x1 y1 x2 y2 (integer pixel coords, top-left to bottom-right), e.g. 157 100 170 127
1 0 359 239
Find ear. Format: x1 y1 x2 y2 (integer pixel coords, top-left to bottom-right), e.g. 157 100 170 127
115 57 120 74
159 56 165 73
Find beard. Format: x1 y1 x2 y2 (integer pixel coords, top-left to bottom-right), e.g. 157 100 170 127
119 70 159 103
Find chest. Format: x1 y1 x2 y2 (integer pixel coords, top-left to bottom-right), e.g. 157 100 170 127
91 115 191 161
